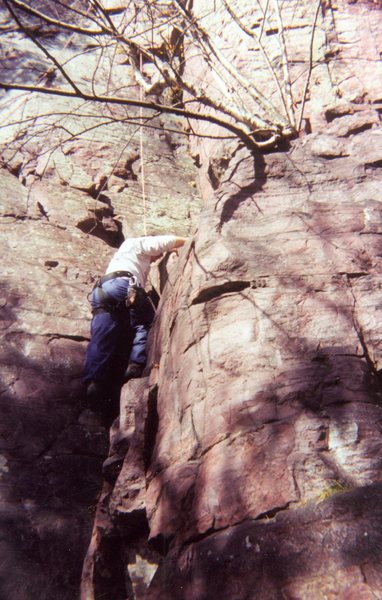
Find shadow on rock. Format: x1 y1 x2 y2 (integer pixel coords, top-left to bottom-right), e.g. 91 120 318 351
0 281 109 600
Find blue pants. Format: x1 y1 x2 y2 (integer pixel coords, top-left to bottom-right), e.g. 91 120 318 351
83 277 155 385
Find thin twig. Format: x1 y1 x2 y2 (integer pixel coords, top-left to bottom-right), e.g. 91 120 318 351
0 81 274 148
139 52 147 236
272 0 295 128
3 0 107 35
297 0 321 133
172 0 291 129
257 0 271 41
3 0 83 95
222 0 293 129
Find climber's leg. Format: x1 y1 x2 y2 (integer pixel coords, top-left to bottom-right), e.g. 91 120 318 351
124 296 155 380
83 310 120 385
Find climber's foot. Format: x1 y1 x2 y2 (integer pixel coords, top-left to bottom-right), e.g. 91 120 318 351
123 362 144 382
84 380 105 410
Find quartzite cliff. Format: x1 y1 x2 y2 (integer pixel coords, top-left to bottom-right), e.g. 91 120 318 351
1 1 382 599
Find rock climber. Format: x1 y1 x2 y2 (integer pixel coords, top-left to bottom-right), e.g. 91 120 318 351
83 234 186 407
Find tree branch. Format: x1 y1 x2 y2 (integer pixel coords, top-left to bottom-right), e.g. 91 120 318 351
0 0 306 150
222 0 292 130
0 81 273 149
172 0 292 130
2 0 108 35
297 0 321 132
272 0 296 128
2 0 83 95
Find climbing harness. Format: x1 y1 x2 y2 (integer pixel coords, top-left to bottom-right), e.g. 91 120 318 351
98 270 135 286
89 271 135 314
89 271 153 315
125 284 149 310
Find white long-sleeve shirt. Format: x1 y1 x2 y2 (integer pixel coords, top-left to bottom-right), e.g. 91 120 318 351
105 235 179 286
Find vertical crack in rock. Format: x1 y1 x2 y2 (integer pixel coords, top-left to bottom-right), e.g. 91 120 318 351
3 1 382 598
81 381 165 600
346 275 378 377
143 385 159 471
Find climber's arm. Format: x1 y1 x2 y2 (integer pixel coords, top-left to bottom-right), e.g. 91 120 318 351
140 235 188 257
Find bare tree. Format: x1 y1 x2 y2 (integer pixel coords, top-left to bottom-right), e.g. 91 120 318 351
0 0 320 153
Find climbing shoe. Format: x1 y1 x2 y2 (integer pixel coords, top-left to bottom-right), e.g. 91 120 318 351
123 362 144 381
85 380 105 410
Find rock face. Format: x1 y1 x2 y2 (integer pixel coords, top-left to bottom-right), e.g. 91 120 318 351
1 0 382 599
83 2 382 599
0 169 109 600
0 4 199 598
148 484 382 599
142 129 382 597
90 125 382 597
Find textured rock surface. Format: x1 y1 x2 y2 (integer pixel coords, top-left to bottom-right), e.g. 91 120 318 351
0 169 109 600
145 126 382 538
0 4 199 598
147 483 382 600
1 0 382 599
87 135 382 594
85 1 382 599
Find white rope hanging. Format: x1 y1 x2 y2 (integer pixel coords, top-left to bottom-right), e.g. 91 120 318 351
139 52 148 236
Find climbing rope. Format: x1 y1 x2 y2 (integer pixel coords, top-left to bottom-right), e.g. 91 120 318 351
139 52 148 236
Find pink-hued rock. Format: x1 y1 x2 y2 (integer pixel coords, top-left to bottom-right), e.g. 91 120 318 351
91 122 382 598
1 0 382 598
0 13 198 596
145 484 382 600
130 1 382 594
326 108 380 137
